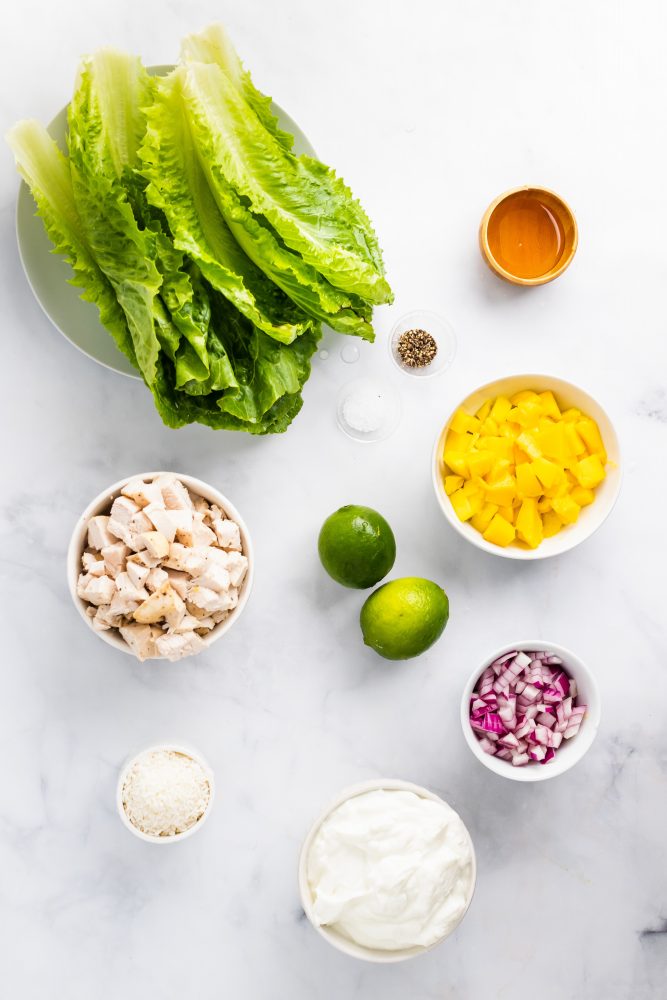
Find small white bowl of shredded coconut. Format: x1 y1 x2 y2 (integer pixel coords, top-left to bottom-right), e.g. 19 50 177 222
117 743 214 843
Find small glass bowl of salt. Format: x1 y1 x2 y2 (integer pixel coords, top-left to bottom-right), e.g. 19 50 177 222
336 377 402 442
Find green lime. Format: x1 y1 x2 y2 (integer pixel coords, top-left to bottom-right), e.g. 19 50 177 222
318 505 396 589
360 577 449 660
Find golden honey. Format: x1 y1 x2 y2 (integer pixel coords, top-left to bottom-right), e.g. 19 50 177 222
486 191 566 280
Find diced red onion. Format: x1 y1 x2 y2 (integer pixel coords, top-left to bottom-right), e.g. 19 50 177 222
470 649 587 768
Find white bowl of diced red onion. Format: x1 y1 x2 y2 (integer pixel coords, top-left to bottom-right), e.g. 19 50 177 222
460 641 601 781
67 472 253 662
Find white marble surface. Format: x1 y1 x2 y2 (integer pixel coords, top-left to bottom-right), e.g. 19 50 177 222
2 1 666 997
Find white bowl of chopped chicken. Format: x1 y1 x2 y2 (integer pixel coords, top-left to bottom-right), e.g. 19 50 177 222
67 472 253 661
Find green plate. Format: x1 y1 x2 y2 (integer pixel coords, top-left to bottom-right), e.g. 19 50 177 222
15 66 316 379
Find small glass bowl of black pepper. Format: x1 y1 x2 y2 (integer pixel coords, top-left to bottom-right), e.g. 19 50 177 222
389 309 457 379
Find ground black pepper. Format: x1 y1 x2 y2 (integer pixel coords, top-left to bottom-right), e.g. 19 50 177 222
396 328 438 368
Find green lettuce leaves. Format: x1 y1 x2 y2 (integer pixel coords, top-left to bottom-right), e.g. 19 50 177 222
8 26 391 434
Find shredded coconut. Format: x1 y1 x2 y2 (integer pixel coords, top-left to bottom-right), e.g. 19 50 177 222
122 749 211 837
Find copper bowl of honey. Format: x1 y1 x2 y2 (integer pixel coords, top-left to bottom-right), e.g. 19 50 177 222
479 186 578 286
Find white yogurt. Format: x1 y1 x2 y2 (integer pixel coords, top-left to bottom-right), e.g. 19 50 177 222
306 788 474 951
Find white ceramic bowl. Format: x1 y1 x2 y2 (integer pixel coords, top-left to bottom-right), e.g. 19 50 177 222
116 742 214 843
67 471 254 659
460 640 601 782
432 373 622 559
298 778 477 962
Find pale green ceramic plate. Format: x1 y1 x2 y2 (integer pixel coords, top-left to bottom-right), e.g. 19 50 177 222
15 66 315 379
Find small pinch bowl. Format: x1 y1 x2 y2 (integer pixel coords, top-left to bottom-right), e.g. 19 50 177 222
298 778 477 963
479 185 578 286
67 471 254 658
431 373 622 560
116 741 215 843
461 640 601 782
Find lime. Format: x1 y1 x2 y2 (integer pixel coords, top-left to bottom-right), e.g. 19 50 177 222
318 505 396 589
360 577 449 660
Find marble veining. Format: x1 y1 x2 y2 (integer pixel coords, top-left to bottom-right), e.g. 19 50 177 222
1 1 666 998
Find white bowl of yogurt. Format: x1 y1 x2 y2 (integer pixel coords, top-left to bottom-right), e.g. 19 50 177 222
117 742 214 843
298 779 476 962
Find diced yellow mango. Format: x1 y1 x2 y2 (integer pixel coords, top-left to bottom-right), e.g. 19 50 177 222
475 399 492 422
499 505 516 524
573 454 606 489
516 463 543 498
485 461 512 486
513 400 542 428
450 489 475 522
483 513 516 547
511 390 540 405
552 495 581 525
537 423 569 463
564 424 587 456
471 503 498 533
571 486 595 507
444 450 468 477
490 396 512 423
561 407 581 423
539 391 562 420
517 432 542 459
444 475 464 495
446 429 475 452
481 417 499 435
467 451 494 478
542 510 563 537
462 479 482 497
450 409 481 435
542 479 570 499
514 445 532 466
576 418 607 462
483 437 515 462
516 498 544 549
531 456 564 490
499 421 515 439
537 497 552 513
484 476 517 507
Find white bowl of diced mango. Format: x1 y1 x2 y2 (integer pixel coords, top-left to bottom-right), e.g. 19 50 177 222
432 374 621 559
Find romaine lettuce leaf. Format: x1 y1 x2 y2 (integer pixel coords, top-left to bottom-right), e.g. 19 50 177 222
181 61 392 304
140 71 313 345
180 24 295 152
67 51 163 383
7 119 138 367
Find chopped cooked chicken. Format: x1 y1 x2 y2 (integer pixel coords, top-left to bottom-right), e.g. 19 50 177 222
141 531 170 560
126 559 150 590
144 504 177 542
79 574 116 606
101 541 130 578
115 571 149 603
88 515 114 551
192 563 231 593
146 566 169 592
109 590 140 618
155 630 205 661
165 568 189 600
94 605 124 630
157 475 193 511
119 623 157 661
213 518 242 551
79 475 246 661
192 512 217 547
121 478 164 509
187 584 235 615
224 552 249 588
82 551 106 577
